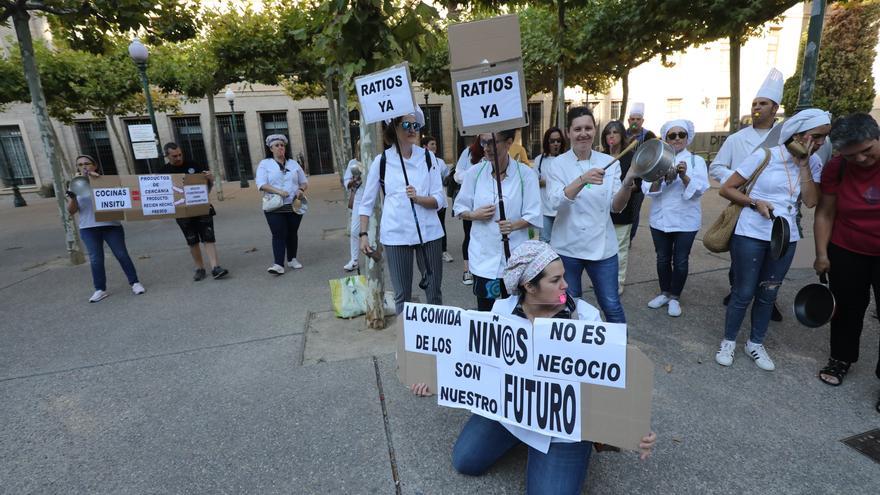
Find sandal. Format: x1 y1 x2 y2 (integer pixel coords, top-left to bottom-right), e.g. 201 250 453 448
818 358 850 386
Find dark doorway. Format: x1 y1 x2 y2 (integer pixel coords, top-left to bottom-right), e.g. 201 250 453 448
301 110 334 175
217 113 253 181
75 120 118 175
171 116 210 167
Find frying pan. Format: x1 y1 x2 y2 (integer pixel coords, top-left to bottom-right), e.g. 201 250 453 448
793 273 835 327
768 210 790 260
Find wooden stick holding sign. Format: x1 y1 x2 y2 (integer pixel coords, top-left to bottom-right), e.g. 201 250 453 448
489 133 511 259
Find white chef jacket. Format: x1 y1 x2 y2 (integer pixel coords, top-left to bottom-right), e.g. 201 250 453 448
709 125 774 184
343 159 364 205
641 149 710 233
535 154 557 217
453 158 542 280
255 158 308 205
491 295 601 454
358 144 446 246
454 148 473 185
734 145 822 242
547 149 621 261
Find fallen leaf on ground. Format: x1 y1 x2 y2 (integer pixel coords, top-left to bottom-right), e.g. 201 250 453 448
672 437 682 443
664 364 673 373
137 255 151 259
244 247 258 253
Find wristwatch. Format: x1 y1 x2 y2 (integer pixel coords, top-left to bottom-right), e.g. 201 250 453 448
359 232 369 237
749 201 757 210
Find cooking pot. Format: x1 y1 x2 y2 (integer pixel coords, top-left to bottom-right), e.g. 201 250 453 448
631 139 676 182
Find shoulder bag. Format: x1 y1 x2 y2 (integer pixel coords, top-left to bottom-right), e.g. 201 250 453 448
262 193 283 212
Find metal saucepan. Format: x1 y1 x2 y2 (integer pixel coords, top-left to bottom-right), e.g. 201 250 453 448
769 210 790 260
293 194 309 215
68 176 92 198
631 139 676 182
793 273 835 327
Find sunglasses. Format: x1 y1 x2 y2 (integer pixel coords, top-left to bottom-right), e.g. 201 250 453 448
400 121 422 132
666 132 687 140
479 138 497 148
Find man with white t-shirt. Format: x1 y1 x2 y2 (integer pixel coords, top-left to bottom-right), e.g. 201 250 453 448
710 68 784 321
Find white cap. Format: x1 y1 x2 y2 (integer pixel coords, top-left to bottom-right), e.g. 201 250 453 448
629 102 645 117
755 68 784 105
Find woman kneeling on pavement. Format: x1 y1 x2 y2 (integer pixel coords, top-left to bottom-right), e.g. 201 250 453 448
66 155 145 302
716 109 828 371
813 113 880 412
359 108 445 314
642 120 709 317
412 241 655 493
453 129 542 311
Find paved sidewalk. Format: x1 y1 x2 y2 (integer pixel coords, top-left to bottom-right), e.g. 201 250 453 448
1 176 878 494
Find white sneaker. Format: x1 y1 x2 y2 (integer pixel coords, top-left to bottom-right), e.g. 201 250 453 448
442 251 454 263
618 284 625 296
462 271 473 286
647 294 671 309
715 340 736 366
667 299 682 317
267 264 285 275
745 341 776 371
131 283 145 295
89 290 109 303
343 260 358 272
287 258 303 269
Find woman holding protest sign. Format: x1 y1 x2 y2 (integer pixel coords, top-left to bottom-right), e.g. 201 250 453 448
66 155 145 302
453 129 542 311
411 241 655 493
547 107 640 323
359 108 446 314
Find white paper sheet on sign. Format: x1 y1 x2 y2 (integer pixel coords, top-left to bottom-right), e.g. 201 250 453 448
403 302 468 358
138 175 175 216
354 63 416 125
455 71 524 128
532 318 628 389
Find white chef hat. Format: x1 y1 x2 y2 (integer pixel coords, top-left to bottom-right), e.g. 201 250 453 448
778 108 831 145
629 102 645 117
384 106 425 126
755 68 784 105
661 119 695 146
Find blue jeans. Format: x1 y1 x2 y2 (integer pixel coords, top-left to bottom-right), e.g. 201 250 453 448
452 414 593 495
560 254 626 323
724 234 797 344
649 228 698 297
80 226 139 291
540 215 555 243
264 211 303 265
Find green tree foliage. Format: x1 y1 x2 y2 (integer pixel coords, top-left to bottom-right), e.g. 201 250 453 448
781 0 880 117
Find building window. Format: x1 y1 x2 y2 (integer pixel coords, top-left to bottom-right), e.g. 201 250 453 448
216 113 253 181
171 116 209 168
666 98 683 122
766 27 782 66
75 120 118 175
523 102 543 158
0 125 36 186
714 98 731 131
124 118 163 174
419 105 443 160
610 101 622 121
301 110 334 175
260 112 289 157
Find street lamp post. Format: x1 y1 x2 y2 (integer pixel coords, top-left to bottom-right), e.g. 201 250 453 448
225 89 249 188
128 38 162 173
796 0 827 111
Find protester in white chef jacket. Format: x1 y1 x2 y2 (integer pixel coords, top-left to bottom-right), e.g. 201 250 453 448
536 127 567 243
453 129 542 311
710 68 787 322
642 119 710 317
454 139 484 286
342 149 363 272
359 107 446 315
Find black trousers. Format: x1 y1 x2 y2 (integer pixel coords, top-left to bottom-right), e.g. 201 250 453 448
828 242 880 379
438 207 448 251
462 219 472 262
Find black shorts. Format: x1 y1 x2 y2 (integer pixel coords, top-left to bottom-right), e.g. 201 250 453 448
176 215 215 245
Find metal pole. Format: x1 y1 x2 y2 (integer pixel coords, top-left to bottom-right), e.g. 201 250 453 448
796 0 827 111
228 101 249 187
135 61 160 174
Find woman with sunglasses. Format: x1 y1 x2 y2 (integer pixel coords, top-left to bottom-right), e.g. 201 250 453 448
453 129 542 310
601 121 639 294
536 127 567 243
715 109 828 371
359 108 445 314
66 155 145 302
641 120 709 317
546 107 639 323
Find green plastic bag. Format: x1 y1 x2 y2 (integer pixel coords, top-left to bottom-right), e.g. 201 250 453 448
329 275 367 318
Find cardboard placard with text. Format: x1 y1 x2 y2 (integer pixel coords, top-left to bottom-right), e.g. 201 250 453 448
354 62 417 125
448 15 527 135
91 174 210 222
395 305 654 451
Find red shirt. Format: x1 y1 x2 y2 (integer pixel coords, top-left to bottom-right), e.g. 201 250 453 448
820 155 880 255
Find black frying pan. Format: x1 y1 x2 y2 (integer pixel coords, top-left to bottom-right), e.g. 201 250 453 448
793 273 835 328
768 211 790 260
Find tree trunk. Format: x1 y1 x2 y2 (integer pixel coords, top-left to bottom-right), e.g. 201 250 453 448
325 73 346 183
620 68 630 121
729 34 741 133
106 115 134 174
338 77 352 168
555 0 566 129
205 91 225 200
13 10 84 265
549 90 558 133
360 122 386 329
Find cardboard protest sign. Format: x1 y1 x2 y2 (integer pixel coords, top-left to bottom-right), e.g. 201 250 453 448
396 304 654 451
448 15 528 135
354 63 417 125
532 318 628 389
91 174 210 222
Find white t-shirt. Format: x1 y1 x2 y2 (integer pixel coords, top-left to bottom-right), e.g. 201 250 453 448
642 149 710 233
76 194 120 229
734 145 822 242
343 159 364 205
255 158 308 205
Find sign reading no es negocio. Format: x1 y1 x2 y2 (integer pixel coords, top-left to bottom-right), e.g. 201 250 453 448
355 63 417 125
